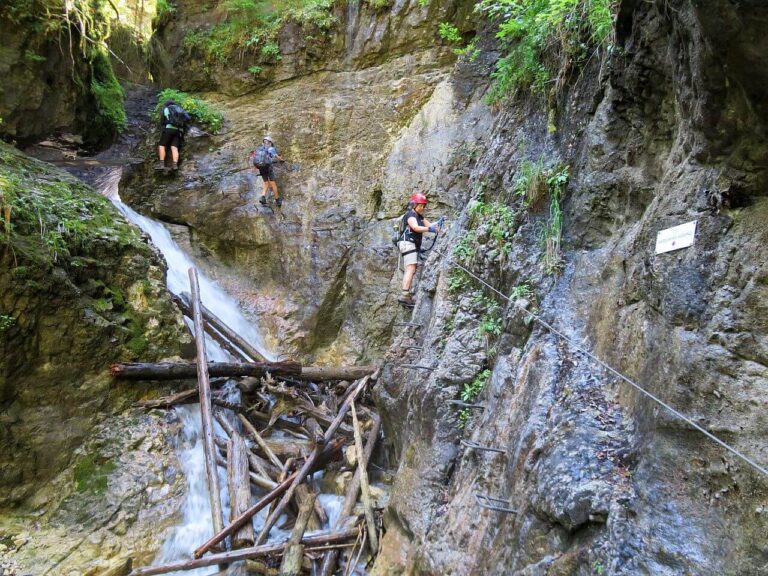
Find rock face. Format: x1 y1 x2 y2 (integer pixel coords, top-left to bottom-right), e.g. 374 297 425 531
0 142 191 508
122 0 488 363
372 0 768 574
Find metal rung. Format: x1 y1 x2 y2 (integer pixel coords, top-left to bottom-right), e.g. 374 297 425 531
394 322 422 327
474 492 517 513
400 364 435 371
461 440 506 454
447 400 485 409
402 345 423 350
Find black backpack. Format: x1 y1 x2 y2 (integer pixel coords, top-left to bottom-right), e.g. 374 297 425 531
166 104 191 128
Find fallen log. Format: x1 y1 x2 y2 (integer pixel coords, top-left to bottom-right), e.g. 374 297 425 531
111 361 301 380
174 292 267 362
189 268 225 536
255 377 370 545
228 434 254 548
320 413 381 576
351 401 378 555
193 437 346 558
238 413 285 472
130 526 359 576
298 365 375 381
134 389 198 409
279 490 315 576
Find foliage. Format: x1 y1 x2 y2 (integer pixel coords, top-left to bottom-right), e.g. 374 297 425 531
183 0 337 68
459 369 491 428
510 282 532 300
469 195 516 253
541 164 568 272
477 0 616 102
418 0 429 6
248 64 263 75
453 230 477 263
155 0 176 18
472 292 503 338
90 49 127 140
0 144 140 266
0 314 15 334
439 22 480 60
448 269 471 295
74 454 116 493
514 157 548 208
155 88 224 133
439 22 463 44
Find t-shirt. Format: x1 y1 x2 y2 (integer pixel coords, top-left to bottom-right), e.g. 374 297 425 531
401 209 424 249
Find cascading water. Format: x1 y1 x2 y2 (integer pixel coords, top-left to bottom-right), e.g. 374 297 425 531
95 167 276 572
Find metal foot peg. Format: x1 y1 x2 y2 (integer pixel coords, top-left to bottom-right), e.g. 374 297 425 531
447 400 485 409
474 492 517 513
461 440 506 454
400 364 435 371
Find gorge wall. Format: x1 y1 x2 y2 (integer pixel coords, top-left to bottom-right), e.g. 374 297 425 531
1 0 767 573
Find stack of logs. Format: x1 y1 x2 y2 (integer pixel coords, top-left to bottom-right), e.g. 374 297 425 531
113 270 383 576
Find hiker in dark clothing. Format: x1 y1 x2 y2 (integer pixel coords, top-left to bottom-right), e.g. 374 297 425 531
397 192 440 307
251 136 285 207
157 99 190 171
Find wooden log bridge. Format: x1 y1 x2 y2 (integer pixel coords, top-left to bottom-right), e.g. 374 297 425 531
110 361 375 382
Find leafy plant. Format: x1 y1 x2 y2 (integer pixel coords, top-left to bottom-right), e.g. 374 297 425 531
453 230 477 263
478 0 616 102
541 165 569 273
155 0 176 18
439 22 463 44
248 64 263 75
182 0 336 68
0 314 15 334
448 269 471 295
459 369 491 428
155 88 224 133
514 157 548 209
510 283 533 300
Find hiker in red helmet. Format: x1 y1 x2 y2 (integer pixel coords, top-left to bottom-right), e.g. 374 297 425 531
396 192 440 307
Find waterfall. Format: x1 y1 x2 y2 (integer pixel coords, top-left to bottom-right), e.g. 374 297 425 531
94 167 274 572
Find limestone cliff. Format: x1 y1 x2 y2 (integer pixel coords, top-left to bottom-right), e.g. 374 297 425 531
373 0 768 574
0 142 191 507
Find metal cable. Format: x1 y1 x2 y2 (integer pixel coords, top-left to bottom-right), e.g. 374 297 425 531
433 249 768 479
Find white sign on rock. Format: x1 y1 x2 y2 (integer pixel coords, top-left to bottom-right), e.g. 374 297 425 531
655 220 697 254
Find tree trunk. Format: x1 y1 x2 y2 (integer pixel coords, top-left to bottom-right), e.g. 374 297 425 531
319 413 381 576
228 433 255 548
174 292 267 362
111 361 301 380
189 268 225 537
130 527 359 576
279 490 315 576
193 437 346 559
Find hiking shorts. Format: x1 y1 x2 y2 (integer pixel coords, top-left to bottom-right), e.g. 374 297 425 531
257 164 276 182
399 241 419 266
159 128 182 149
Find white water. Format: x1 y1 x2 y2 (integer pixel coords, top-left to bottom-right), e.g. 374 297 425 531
95 168 276 573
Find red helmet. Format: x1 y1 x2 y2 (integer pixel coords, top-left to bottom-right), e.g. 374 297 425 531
410 192 428 205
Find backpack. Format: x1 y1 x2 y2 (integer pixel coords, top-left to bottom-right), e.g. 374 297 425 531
251 145 272 168
166 104 191 129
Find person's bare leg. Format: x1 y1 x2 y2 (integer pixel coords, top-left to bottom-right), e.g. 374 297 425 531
270 181 279 199
157 145 165 162
170 146 179 164
402 264 417 292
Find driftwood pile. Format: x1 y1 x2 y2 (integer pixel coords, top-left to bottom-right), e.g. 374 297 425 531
113 269 383 576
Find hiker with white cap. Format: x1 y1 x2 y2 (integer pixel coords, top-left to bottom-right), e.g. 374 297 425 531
250 135 285 207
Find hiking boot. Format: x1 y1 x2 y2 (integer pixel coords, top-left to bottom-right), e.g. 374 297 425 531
276 197 283 207
398 293 415 307
170 161 179 171
154 160 166 171
259 196 267 206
